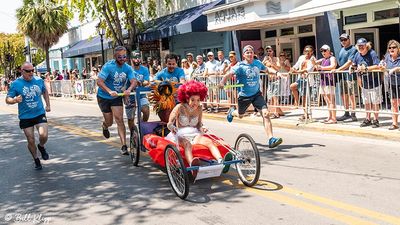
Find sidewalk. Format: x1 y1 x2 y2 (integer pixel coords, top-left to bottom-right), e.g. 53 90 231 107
203 108 400 142
46 95 400 141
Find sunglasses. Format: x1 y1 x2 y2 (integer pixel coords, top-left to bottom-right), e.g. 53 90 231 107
320 50 328 53
388 46 397 49
340 39 348 42
23 69 34 73
117 55 127 59
267 50 273 52
279 55 285 57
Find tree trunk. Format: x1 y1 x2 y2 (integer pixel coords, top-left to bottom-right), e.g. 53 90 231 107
45 47 50 72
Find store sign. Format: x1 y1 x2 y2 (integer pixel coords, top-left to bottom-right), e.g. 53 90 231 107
215 6 245 24
266 1 281 14
139 40 159 51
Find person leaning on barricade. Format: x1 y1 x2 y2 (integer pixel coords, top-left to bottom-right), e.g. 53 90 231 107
332 33 358 122
289 45 316 121
315 45 338 124
351 38 382 128
192 55 205 78
380 40 400 130
203 51 220 113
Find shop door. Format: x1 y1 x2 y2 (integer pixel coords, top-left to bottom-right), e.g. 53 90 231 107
277 37 297 64
351 28 380 57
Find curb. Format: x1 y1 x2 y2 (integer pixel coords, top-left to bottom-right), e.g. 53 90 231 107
203 113 400 142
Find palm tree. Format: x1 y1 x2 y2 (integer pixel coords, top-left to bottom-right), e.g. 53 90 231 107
16 0 70 72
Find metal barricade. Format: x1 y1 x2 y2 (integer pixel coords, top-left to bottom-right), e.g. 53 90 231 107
48 79 98 100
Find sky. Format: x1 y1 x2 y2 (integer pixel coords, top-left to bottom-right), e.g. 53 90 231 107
0 1 22 34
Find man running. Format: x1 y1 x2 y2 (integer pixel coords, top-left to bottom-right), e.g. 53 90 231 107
219 45 283 148
125 51 150 131
97 46 137 155
6 62 50 170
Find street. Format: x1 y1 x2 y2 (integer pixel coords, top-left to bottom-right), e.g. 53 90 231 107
0 95 399 225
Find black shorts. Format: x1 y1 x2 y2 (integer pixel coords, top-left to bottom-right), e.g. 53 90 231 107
97 96 123 113
19 114 47 129
390 85 400 99
238 92 267 115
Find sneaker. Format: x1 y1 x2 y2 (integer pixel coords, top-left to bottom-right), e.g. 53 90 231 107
371 120 380 128
269 137 283 148
213 107 219 113
351 113 358 122
226 107 235 123
37 144 49 160
337 114 351 121
102 123 110 139
34 158 42 170
222 152 233 173
120 145 129 155
207 108 212 113
360 119 372 127
190 157 200 180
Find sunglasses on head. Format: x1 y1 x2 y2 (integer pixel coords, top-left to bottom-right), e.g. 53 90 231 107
117 55 127 59
388 46 397 50
23 69 34 73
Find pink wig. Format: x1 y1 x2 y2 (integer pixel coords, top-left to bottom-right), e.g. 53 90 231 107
177 80 208 103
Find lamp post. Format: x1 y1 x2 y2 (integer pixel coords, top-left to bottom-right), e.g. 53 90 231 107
31 47 37 73
97 25 106 66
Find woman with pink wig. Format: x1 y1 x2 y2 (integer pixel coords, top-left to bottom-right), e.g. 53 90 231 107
166 80 229 177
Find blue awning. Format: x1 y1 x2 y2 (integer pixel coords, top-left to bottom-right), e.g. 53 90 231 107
138 0 222 42
63 36 112 58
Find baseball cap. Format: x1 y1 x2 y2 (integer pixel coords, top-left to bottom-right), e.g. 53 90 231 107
181 58 188 63
131 50 140 59
242 45 254 53
186 53 193 57
265 45 273 50
320 44 330 51
356 38 367 46
339 33 350 40
207 51 214 56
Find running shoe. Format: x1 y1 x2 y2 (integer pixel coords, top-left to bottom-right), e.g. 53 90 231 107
34 158 42 170
360 119 371 127
226 107 235 123
222 152 233 173
351 113 358 122
37 144 49 160
371 120 380 128
102 122 110 139
120 145 129 155
269 137 283 148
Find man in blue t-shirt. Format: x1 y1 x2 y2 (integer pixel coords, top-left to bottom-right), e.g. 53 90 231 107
333 33 358 122
97 46 137 155
125 51 150 131
219 45 282 148
154 54 185 84
351 38 381 128
6 62 50 170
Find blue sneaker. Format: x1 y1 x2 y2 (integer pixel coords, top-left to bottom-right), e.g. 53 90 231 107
268 137 282 148
227 107 234 123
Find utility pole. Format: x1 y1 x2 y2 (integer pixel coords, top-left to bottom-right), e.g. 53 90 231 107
24 36 31 63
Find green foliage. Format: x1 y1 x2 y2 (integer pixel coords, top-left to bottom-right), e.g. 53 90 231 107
16 0 70 72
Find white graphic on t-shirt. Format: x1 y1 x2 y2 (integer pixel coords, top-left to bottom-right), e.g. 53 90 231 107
22 85 41 108
113 72 127 92
245 66 259 87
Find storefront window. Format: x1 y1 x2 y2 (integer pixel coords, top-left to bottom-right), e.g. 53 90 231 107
345 13 367 25
298 24 313 34
280 27 294 36
374 8 399 21
265 30 277 38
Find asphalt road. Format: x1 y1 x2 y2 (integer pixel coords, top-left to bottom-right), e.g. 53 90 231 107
0 95 399 225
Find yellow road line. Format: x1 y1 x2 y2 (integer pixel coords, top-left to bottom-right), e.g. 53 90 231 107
2 107 399 224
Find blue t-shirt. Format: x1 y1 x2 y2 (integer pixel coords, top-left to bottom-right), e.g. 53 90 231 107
7 76 46 119
383 53 400 85
130 65 150 100
154 67 185 82
339 46 357 81
97 60 136 99
232 59 265 97
352 49 380 89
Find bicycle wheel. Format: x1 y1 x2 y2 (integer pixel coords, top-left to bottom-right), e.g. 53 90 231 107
234 133 260 186
164 145 189 199
129 125 140 166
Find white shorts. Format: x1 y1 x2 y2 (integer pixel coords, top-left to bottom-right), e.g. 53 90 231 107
319 85 335 95
165 127 200 144
361 86 382 105
125 98 150 120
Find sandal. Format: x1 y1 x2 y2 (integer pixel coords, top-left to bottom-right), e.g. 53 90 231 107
271 114 280 119
324 120 337 124
388 124 399 130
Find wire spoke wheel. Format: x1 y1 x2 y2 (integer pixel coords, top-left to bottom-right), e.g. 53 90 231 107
234 133 260 186
129 125 140 166
165 145 189 199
